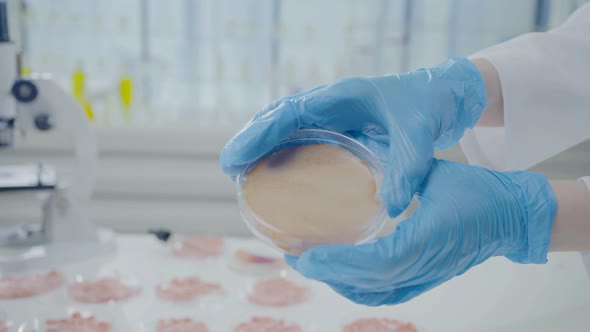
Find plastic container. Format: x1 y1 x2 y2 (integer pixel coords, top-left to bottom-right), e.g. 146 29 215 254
232 315 312 332
236 129 387 255
227 240 286 276
170 234 225 259
155 275 223 304
137 317 212 332
67 274 142 304
243 276 311 307
0 269 64 300
341 316 423 332
15 310 132 332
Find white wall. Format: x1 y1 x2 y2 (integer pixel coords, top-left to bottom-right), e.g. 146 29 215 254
18 0 587 129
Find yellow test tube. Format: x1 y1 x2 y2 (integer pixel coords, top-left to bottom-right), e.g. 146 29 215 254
72 69 84 99
120 76 133 109
119 75 133 118
72 66 95 120
82 101 95 120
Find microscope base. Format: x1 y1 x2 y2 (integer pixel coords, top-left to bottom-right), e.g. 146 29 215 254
0 228 116 275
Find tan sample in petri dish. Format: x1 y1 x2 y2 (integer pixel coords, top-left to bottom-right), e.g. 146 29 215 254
238 130 386 255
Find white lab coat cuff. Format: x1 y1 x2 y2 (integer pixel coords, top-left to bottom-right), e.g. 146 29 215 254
462 2 590 277
460 127 506 170
579 177 590 278
460 8 590 171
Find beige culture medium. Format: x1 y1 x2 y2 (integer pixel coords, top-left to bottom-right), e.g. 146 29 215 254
236 130 387 255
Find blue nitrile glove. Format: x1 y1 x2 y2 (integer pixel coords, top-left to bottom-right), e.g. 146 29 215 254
286 159 557 306
220 57 487 217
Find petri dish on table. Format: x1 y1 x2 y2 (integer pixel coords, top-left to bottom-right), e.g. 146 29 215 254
67 274 141 304
236 129 387 255
153 317 210 332
245 277 310 307
17 312 115 332
227 241 287 275
155 276 223 303
171 235 225 259
0 269 64 300
341 317 422 332
233 316 308 332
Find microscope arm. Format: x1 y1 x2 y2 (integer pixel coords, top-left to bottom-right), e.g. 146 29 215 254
12 75 98 242
15 75 98 198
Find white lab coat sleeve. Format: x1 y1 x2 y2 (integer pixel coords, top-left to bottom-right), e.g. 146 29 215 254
460 3 590 171
581 177 590 278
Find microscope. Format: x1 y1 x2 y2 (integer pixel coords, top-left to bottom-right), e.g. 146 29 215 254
0 1 114 274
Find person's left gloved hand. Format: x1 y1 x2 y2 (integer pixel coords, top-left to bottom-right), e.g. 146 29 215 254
286 159 557 306
220 58 486 217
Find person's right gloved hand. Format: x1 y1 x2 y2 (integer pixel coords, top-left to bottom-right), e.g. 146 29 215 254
286 159 558 305
220 57 487 216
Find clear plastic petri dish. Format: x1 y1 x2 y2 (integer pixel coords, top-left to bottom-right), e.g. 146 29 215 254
67 274 142 304
340 316 423 332
242 276 311 307
232 315 313 332
170 234 225 260
17 311 119 332
138 317 212 332
0 269 64 300
236 129 387 255
228 246 286 276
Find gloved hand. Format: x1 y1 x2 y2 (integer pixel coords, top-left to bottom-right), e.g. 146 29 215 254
286 159 557 306
220 57 486 216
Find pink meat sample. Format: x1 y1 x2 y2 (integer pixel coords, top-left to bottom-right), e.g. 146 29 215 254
46 312 111 332
234 317 302 332
156 318 209 332
68 277 141 303
234 250 281 265
342 318 418 332
0 269 64 299
172 236 224 258
0 321 7 332
247 278 309 307
156 277 221 302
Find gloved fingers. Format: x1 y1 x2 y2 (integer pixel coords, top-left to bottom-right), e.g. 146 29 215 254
326 282 396 306
291 241 377 282
220 86 367 175
220 87 330 176
328 284 395 306
248 84 327 123
290 221 427 289
219 100 301 176
288 204 459 290
326 281 435 306
345 131 390 166
220 79 385 176
284 254 298 270
286 253 404 304
381 124 434 217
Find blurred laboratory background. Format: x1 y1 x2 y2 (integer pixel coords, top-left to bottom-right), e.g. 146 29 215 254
2 0 590 235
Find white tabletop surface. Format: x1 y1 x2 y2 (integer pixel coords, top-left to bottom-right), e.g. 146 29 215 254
1 234 589 332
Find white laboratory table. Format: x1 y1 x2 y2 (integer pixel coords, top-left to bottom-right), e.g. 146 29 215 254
1 234 590 332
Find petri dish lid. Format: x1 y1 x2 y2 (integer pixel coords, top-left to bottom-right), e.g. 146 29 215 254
236 129 387 255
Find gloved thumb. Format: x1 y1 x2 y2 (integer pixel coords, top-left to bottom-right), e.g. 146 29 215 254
381 129 433 218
